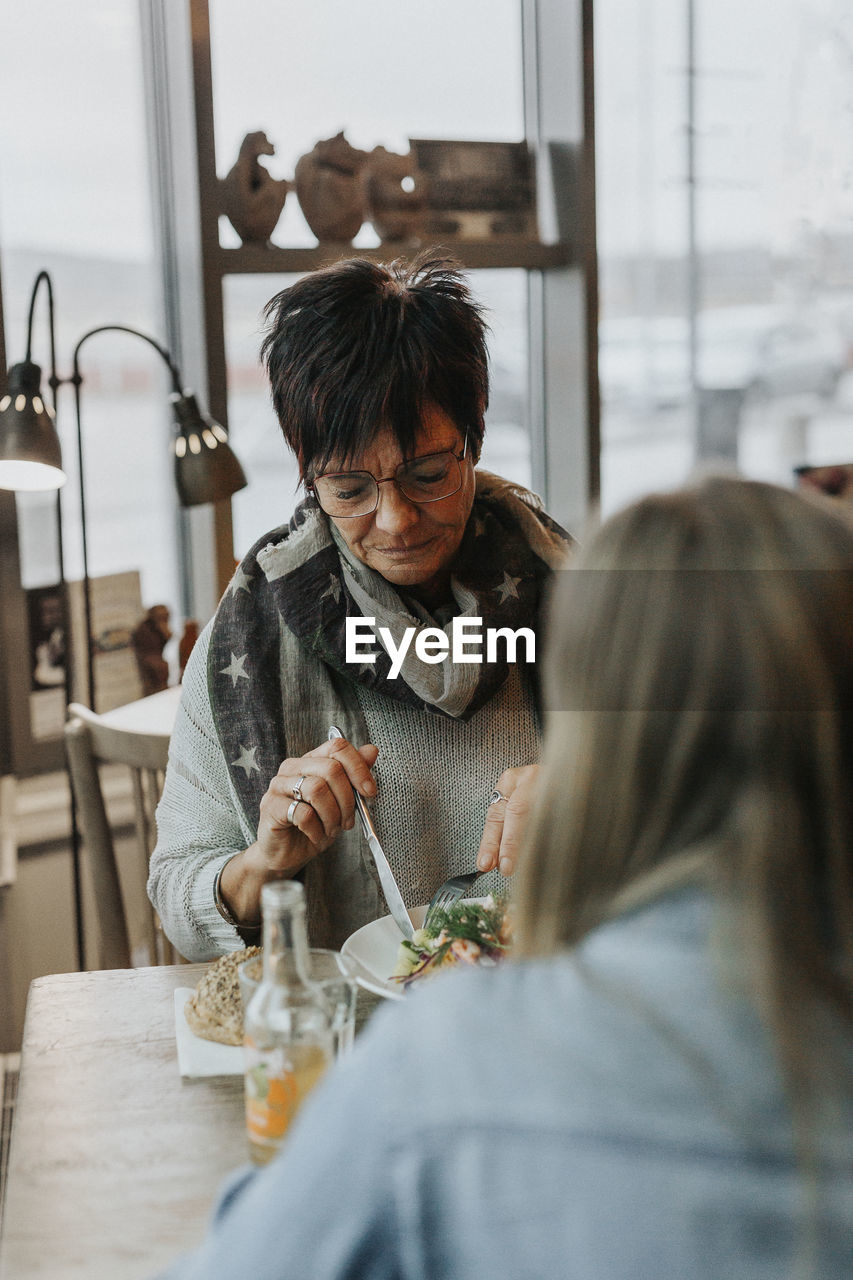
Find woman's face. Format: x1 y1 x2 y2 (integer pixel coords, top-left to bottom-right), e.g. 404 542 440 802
323 404 476 604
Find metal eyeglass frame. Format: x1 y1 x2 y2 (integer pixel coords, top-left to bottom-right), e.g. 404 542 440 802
309 430 469 518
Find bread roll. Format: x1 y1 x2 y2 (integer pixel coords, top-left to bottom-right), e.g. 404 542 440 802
184 946 261 1046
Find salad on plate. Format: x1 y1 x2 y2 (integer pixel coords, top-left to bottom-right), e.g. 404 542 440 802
391 895 512 988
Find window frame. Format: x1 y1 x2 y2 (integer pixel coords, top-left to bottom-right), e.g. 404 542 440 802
143 0 598 620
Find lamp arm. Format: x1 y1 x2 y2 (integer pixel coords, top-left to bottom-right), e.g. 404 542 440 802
24 269 59 410
18 270 84 965
70 324 183 396
68 323 183 710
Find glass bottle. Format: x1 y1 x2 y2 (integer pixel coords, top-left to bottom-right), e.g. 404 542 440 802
243 880 334 1165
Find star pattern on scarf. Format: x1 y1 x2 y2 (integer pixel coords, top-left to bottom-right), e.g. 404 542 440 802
321 573 342 604
495 571 522 602
220 651 249 687
229 565 253 596
231 743 260 777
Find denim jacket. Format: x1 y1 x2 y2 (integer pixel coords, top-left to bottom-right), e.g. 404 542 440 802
158 889 853 1280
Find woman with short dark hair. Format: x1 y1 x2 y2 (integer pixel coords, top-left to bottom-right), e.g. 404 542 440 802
159 475 853 1280
263 255 490 481
149 254 569 956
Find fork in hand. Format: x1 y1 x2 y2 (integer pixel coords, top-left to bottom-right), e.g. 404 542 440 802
423 870 481 931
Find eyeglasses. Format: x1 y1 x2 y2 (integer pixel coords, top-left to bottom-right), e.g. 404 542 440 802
310 434 468 518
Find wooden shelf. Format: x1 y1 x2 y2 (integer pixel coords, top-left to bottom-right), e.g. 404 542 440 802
216 239 572 276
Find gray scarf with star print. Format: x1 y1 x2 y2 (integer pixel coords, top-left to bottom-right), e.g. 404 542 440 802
208 471 570 831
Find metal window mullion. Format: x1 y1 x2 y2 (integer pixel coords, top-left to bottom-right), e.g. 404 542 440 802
521 0 599 536
138 0 193 619
138 0 229 623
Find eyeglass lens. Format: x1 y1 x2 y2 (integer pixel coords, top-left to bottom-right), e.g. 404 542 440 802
314 451 462 517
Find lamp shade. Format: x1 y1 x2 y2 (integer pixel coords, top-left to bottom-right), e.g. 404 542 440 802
0 361 66 491
171 390 248 507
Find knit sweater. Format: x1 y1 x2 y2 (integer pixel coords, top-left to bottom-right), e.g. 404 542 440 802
148 621 539 961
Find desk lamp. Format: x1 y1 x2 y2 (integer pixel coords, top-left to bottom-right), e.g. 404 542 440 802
68 323 247 702
0 276 248 704
0 269 248 967
0 270 64 489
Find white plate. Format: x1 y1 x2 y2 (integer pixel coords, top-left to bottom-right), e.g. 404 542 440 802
340 900 490 1000
339 906 428 1001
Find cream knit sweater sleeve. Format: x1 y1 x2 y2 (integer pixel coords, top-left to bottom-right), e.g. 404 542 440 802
148 621 255 961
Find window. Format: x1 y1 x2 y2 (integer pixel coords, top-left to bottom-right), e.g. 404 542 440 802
596 0 853 514
208 0 532 552
0 1 181 639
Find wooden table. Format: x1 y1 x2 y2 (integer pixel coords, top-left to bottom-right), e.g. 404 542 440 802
0 964 246 1279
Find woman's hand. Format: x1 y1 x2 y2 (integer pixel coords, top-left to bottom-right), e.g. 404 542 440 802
220 736 378 927
475 764 539 878
257 737 379 872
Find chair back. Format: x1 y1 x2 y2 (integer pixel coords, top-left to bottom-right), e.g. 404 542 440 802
64 701 175 968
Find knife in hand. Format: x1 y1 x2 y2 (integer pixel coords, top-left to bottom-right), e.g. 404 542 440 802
328 726 414 940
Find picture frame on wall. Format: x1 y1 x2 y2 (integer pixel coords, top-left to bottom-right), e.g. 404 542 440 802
23 570 147 740
66 570 145 713
26 583 68 743
408 138 537 240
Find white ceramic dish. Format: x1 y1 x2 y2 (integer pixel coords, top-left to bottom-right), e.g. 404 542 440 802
340 899 490 1000
339 906 428 1001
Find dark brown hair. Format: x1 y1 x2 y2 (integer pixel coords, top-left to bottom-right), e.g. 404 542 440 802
260 252 489 481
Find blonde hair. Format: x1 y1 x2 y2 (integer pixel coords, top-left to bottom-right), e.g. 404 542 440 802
515 476 853 1100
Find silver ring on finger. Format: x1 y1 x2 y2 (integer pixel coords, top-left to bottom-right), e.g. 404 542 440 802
489 789 508 805
292 774 307 803
286 798 304 825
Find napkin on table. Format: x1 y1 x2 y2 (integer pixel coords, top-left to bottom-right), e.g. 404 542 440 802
174 988 244 1077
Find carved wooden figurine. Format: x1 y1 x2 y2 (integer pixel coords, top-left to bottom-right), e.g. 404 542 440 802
294 131 369 243
178 619 199 681
220 131 290 245
132 604 172 697
364 146 426 241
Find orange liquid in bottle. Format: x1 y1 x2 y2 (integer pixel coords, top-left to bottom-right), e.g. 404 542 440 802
244 1039 329 1164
